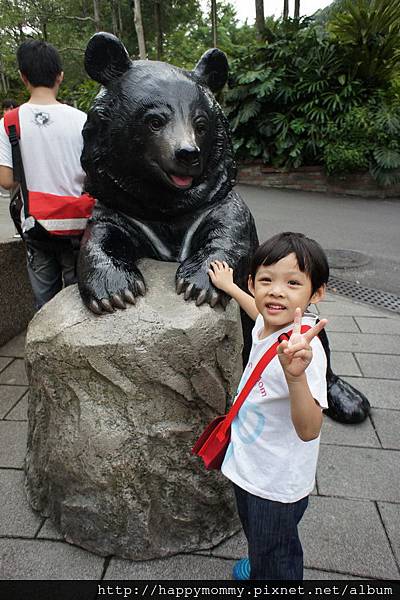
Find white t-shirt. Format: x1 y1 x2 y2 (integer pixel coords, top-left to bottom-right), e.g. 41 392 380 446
221 312 328 503
0 102 86 197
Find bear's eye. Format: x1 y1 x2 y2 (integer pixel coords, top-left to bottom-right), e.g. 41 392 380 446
194 118 208 135
148 117 164 132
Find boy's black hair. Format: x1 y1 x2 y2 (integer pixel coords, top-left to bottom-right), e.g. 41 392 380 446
250 232 329 294
2 99 18 110
17 40 62 88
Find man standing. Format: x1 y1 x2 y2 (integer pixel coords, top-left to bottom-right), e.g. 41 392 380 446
0 40 93 310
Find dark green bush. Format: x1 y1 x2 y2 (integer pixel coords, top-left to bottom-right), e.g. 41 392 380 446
224 16 400 186
224 20 363 168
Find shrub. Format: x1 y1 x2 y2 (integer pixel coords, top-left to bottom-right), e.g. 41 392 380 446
224 20 364 168
224 16 400 186
328 0 400 87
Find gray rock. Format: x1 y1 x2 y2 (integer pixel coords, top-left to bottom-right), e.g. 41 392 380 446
0 240 35 346
25 260 243 560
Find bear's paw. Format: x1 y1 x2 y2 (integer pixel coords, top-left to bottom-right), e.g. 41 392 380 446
79 267 146 315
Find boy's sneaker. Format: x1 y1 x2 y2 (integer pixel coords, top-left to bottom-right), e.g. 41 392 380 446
232 558 250 580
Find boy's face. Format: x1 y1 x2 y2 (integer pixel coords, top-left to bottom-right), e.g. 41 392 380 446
248 252 325 335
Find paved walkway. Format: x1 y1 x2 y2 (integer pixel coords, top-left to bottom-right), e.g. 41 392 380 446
0 293 399 580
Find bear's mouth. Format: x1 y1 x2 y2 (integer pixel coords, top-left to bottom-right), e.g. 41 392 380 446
168 174 193 189
149 159 199 191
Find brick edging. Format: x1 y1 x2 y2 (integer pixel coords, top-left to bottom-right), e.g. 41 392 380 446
237 163 400 199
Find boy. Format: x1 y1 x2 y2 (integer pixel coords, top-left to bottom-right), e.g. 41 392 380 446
1 99 18 115
0 40 89 309
208 231 329 581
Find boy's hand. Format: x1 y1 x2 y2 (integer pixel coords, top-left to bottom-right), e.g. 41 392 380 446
208 260 235 294
277 308 328 381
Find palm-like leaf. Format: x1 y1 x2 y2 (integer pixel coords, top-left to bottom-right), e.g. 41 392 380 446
370 163 400 186
373 147 400 168
329 0 400 84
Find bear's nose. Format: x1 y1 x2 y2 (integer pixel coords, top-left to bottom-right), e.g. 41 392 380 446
175 145 201 167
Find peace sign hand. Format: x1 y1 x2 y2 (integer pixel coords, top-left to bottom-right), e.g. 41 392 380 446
277 308 328 380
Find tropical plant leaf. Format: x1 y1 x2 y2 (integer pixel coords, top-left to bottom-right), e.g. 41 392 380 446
238 71 265 85
328 0 400 85
373 147 400 168
370 164 400 186
238 100 262 124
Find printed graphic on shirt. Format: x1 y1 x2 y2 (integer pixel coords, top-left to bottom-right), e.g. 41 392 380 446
257 378 267 398
33 111 51 127
224 403 266 464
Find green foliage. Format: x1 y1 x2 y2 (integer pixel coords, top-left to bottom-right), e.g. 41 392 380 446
324 144 370 174
58 79 100 112
328 0 400 86
323 101 400 185
0 0 253 104
224 19 363 167
1 1 399 188
224 15 400 186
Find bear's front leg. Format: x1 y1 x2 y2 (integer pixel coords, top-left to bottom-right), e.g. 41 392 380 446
175 194 257 308
78 220 148 314
176 250 232 307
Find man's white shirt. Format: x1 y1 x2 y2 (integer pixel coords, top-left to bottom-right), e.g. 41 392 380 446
0 102 86 197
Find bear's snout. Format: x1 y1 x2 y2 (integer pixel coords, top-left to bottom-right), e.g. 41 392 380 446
175 144 201 168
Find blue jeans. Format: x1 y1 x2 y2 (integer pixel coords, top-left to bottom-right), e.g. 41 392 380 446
233 484 309 580
26 238 78 310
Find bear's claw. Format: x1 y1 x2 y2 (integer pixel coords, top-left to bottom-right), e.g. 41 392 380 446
137 281 146 296
100 298 115 313
111 293 126 309
195 289 207 306
89 299 102 315
176 278 185 294
184 283 194 300
123 289 136 304
210 291 219 307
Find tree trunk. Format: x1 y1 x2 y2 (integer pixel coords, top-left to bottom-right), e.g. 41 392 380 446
133 0 147 59
93 0 101 31
255 0 266 41
0 65 8 94
283 0 289 20
154 0 163 60
118 0 123 34
211 0 218 47
111 0 118 36
294 0 301 19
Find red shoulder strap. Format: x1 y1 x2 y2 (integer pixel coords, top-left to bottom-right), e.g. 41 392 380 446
3 107 20 138
218 324 312 439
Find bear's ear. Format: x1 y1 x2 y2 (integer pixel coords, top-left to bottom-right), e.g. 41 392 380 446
84 32 131 86
192 48 228 93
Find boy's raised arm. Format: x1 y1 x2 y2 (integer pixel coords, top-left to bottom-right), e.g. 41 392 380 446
208 260 259 321
277 309 328 441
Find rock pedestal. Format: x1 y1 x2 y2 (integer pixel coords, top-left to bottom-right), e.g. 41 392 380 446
25 260 243 559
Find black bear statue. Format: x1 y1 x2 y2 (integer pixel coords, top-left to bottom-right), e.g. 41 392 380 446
78 32 369 424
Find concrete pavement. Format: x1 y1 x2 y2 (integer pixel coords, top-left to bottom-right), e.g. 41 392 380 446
1 293 399 580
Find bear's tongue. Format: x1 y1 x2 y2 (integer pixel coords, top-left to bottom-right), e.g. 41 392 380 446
170 174 193 188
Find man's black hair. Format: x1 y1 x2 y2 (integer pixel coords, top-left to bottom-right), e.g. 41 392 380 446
250 232 329 294
2 99 18 110
17 40 62 88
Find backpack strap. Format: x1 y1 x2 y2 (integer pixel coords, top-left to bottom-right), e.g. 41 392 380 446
217 325 312 440
4 107 29 221
3 107 21 138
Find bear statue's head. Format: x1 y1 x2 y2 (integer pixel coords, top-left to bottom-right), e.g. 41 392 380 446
82 33 236 219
